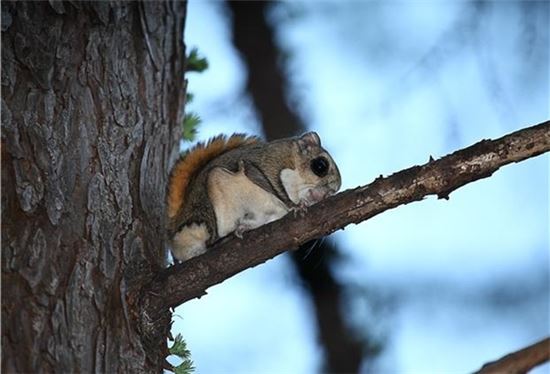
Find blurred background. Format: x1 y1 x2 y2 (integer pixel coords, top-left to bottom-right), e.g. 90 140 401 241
172 1 549 373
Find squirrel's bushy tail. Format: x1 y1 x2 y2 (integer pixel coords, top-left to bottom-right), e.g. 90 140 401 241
167 134 261 219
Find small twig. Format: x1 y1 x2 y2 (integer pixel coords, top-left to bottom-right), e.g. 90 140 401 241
474 337 550 374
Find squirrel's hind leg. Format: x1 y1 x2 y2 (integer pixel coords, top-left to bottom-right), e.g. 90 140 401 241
171 223 211 261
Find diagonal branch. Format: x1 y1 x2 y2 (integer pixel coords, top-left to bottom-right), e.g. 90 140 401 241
141 120 549 319
474 337 550 374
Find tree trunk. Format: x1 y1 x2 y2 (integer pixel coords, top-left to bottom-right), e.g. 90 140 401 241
1 2 186 372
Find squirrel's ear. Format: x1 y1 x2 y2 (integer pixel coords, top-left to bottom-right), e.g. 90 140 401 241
298 132 321 152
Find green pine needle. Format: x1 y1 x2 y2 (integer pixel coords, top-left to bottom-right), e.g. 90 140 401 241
182 47 206 141
182 112 200 141
169 334 194 374
186 47 209 73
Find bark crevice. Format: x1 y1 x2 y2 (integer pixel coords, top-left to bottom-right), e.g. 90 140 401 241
2 2 186 372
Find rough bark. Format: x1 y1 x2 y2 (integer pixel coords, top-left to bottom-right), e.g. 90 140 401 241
1 2 185 372
143 120 550 317
226 1 367 372
475 337 550 374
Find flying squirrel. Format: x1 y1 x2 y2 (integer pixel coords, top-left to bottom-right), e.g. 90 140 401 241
166 132 341 261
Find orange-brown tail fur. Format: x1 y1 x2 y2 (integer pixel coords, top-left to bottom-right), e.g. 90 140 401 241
167 134 261 219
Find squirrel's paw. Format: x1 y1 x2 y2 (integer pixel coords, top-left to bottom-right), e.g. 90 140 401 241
290 203 308 218
234 224 249 239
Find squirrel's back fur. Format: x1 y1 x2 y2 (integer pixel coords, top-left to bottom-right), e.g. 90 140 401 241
167 134 261 219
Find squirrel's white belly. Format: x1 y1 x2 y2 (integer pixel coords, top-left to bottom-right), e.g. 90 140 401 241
208 165 289 238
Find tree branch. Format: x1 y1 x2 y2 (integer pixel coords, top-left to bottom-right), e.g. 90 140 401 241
141 120 549 319
474 337 550 374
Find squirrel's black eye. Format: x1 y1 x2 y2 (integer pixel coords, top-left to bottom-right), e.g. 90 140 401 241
310 156 329 177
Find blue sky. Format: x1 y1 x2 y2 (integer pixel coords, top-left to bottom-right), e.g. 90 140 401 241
172 1 549 373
